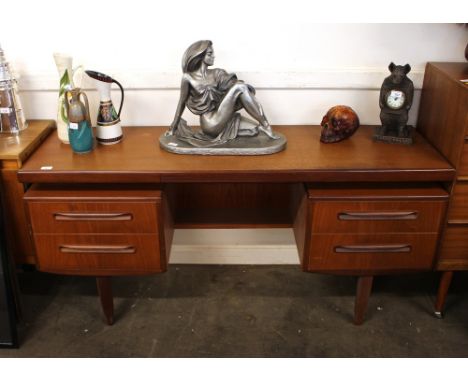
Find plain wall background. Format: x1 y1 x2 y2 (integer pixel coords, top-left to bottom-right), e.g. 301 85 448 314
1 2 467 263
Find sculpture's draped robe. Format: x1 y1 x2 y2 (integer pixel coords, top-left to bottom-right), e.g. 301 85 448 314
174 69 256 147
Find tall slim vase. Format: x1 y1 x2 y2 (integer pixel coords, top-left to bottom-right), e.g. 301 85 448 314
53 53 82 144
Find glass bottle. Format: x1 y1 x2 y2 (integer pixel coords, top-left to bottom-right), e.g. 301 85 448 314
0 45 26 133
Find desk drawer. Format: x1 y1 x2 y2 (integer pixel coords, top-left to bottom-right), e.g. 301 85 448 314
311 200 445 233
307 233 438 272
447 182 468 223
33 234 163 275
28 201 159 234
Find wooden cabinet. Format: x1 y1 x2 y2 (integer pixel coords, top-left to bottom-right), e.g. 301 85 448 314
0 121 54 265
417 62 468 316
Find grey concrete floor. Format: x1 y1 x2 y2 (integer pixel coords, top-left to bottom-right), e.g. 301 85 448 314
1 265 467 357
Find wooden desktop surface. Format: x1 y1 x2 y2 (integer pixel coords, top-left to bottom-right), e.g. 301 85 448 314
18 122 455 183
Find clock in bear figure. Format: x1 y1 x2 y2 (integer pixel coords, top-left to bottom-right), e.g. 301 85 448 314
374 62 414 145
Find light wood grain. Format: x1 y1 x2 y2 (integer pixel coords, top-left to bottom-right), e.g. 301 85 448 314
0 120 55 165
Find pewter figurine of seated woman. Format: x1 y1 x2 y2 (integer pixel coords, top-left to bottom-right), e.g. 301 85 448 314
160 40 286 155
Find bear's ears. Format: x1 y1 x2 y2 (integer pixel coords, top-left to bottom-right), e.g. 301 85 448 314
388 62 411 74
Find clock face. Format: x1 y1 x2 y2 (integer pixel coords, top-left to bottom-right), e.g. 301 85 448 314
386 90 405 110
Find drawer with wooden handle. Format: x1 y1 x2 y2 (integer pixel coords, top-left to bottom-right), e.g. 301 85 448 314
27 201 160 234
305 233 439 272
33 234 165 275
310 200 446 233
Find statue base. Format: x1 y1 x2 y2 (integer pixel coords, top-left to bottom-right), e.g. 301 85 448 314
373 126 414 145
159 132 287 155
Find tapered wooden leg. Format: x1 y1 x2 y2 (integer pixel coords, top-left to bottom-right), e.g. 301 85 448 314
434 271 454 319
96 277 114 325
354 276 374 325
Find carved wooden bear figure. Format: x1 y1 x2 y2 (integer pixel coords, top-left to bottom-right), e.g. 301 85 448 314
379 62 414 138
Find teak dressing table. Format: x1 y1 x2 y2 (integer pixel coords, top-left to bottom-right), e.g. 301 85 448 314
17 121 455 325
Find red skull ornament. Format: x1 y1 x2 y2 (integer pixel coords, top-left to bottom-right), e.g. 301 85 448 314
320 105 360 143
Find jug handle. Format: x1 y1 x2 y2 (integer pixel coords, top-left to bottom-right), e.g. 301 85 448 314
112 79 125 118
78 90 91 124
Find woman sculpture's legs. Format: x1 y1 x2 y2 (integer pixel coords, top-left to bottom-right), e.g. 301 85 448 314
201 83 279 139
238 90 278 139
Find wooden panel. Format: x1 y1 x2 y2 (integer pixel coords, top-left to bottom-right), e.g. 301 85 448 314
17 125 455 184
306 233 438 272
311 200 446 233
0 168 35 264
417 62 468 168
33 234 164 275
437 226 468 270
28 201 160 234
292 183 309 266
24 184 163 199
447 182 468 222
161 185 174 264
0 121 54 264
457 141 468 176
169 183 294 228
307 183 450 200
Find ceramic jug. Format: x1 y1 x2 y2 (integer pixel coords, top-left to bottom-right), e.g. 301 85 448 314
85 70 124 145
63 88 94 154
53 53 83 143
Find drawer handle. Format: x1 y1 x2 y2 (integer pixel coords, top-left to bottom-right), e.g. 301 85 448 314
448 219 468 225
54 212 133 221
338 211 418 221
334 244 412 253
59 245 136 254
